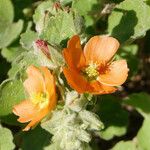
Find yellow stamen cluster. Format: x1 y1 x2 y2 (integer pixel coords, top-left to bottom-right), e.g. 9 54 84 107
31 92 49 109
83 63 99 81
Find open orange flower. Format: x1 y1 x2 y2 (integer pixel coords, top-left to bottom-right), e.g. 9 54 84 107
13 65 56 131
63 35 129 94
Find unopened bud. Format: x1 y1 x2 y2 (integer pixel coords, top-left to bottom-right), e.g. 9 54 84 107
36 40 50 59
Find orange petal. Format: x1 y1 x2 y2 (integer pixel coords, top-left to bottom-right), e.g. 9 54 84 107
23 95 57 131
23 107 49 131
89 81 117 94
84 36 120 64
13 100 37 123
39 67 55 94
39 67 56 104
98 60 129 86
23 76 44 96
63 35 86 70
26 65 44 82
63 67 89 93
23 66 45 95
63 67 116 94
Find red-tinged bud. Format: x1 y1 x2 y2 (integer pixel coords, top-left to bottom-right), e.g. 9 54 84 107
36 40 50 59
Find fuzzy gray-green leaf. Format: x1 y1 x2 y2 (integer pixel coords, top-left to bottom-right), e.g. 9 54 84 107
108 0 150 43
0 79 25 125
0 125 15 150
40 10 77 46
0 20 23 48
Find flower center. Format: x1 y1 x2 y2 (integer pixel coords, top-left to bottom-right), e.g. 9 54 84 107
82 63 99 81
31 92 49 109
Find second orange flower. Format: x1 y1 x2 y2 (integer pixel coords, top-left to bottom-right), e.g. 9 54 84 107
13 65 56 131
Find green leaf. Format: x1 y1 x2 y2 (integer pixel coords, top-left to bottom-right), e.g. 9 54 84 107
0 20 23 48
112 141 137 150
72 0 100 16
8 51 40 78
65 91 88 112
124 93 150 119
108 0 150 43
0 0 14 26
20 30 38 50
0 79 25 125
1 46 26 62
16 126 52 150
60 0 73 5
145 0 150 5
79 110 104 131
44 142 92 150
73 12 85 35
40 10 77 46
8 49 54 78
49 46 65 67
41 110 93 150
72 0 102 27
0 0 23 48
41 110 75 134
137 118 150 150
97 95 129 140
33 0 53 34
0 125 15 150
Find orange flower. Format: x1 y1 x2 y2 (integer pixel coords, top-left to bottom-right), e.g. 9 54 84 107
13 65 56 131
63 35 129 94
